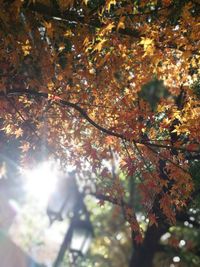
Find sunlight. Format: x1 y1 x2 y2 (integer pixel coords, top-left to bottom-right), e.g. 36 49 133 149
21 161 60 206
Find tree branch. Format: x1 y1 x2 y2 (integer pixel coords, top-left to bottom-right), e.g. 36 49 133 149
25 2 141 38
1 89 198 155
24 1 200 55
91 192 132 209
1 89 125 138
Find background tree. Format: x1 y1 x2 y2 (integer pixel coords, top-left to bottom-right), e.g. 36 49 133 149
0 0 200 267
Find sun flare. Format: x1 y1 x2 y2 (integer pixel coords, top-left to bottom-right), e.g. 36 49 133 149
21 161 60 205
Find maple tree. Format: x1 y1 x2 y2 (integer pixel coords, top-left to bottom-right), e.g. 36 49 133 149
0 0 200 266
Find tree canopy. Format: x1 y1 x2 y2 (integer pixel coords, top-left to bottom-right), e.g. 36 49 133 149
0 0 200 266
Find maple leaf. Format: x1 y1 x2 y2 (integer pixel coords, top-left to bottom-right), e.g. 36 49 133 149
117 16 125 31
140 37 155 56
100 23 115 36
83 0 88 5
22 40 31 56
43 21 54 38
160 195 176 224
0 0 199 249
186 143 199 151
98 199 105 207
162 0 172 6
134 233 143 244
105 136 115 145
3 124 12 135
106 0 116 12
93 38 107 52
20 142 30 153
14 128 23 138
149 213 158 227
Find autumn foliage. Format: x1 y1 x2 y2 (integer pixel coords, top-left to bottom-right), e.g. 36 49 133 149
0 0 200 244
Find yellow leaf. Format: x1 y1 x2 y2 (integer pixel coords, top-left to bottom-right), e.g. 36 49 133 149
140 37 155 56
140 37 153 47
22 39 31 56
100 22 115 36
106 0 116 12
157 104 165 113
64 29 72 37
3 124 13 135
58 43 65 52
15 128 23 138
83 37 90 46
117 16 126 31
93 38 107 52
20 142 30 153
44 22 54 38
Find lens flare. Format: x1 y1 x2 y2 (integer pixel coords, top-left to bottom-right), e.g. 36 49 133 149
21 161 59 205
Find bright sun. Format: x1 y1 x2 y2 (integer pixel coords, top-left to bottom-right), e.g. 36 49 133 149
21 161 59 205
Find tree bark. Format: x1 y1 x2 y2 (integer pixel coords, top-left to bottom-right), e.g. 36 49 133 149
129 223 169 267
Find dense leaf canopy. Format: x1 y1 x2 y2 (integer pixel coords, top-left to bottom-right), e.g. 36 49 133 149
0 0 200 248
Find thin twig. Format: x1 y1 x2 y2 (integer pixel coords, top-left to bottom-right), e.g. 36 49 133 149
5 94 59 159
132 141 155 181
146 144 189 174
123 140 154 201
1 89 198 154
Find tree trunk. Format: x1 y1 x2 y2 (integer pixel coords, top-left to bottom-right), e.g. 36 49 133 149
129 224 168 267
